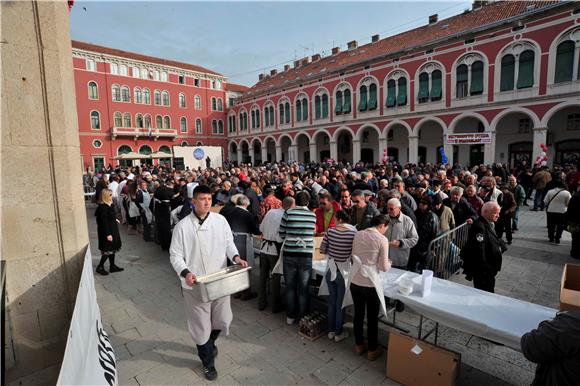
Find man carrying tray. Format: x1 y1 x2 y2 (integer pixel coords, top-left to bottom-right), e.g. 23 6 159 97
169 185 248 381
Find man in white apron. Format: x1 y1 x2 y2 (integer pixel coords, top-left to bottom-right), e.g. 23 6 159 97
169 185 248 381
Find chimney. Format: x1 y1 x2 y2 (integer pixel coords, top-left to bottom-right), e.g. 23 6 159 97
429 14 438 24
331 47 340 55
371 34 379 43
284 64 290 71
311 54 321 62
294 60 301 68
270 69 277 76
472 1 491 10
258 73 264 81
347 40 358 50
301 57 309 66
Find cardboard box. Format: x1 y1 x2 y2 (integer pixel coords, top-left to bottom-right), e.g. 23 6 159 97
560 264 580 311
387 331 460 386
313 236 326 261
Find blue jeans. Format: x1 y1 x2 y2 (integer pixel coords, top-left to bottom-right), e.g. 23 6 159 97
533 189 545 210
512 207 520 229
325 269 346 335
283 256 312 319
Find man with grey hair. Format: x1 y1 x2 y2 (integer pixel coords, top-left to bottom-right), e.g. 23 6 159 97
385 198 419 270
461 201 505 293
443 186 478 225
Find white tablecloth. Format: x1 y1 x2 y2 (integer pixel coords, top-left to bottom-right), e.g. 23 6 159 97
312 260 557 351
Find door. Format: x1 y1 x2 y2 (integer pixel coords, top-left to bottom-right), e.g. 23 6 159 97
418 147 427 164
361 148 374 164
469 145 484 167
387 148 399 163
509 142 532 169
93 156 104 172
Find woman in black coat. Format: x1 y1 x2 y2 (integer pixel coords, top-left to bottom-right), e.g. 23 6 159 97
96 188 123 275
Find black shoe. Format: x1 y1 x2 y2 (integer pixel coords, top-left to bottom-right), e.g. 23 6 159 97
555 239 560 245
110 265 124 273
213 345 218 359
203 366 218 381
395 300 405 312
507 241 512 245
96 266 109 276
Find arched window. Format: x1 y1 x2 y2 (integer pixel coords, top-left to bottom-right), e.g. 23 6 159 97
121 86 130 102
396 78 407 106
555 41 576 83
139 145 152 155
162 91 169 106
119 65 128 76
417 63 444 102
181 141 188 146
163 116 170 129
154 90 161 105
132 66 140 78
196 119 202 134
159 145 171 154
134 87 142 104
343 89 352 113
143 88 150 104
114 112 122 127
368 84 377 110
256 109 261 128
295 99 302 121
358 85 368 111
251 110 256 129
179 93 186 108
156 115 163 128
88 82 98 100
112 84 121 102
212 98 217 111
517 50 534 89
153 70 160 81
301 98 308 121
194 95 202 110
180 117 187 133
90 111 100 129
499 44 536 91
123 113 131 127
386 80 396 107
470 62 484 94
500 55 515 91
118 145 132 155
455 65 468 99
161 71 168 82
136 114 143 128
218 120 224 134
144 115 151 128
217 98 223 111
212 120 218 134
335 91 343 114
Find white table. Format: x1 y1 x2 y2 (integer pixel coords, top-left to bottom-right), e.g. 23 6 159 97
312 260 557 351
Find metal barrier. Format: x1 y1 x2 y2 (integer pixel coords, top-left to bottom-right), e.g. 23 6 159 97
83 185 95 201
427 222 470 280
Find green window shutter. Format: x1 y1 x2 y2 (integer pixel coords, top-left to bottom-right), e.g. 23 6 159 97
270 107 275 126
251 110 255 128
315 95 321 119
256 110 260 127
396 78 407 106
343 90 351 113
386 79 396 107
470 61 484 95
322 94 329 118
285 102 290 123
358 85 368 111
296 100 301 122
418 73 429 101
431 70 442 100
516 50 534 89
279 105 284 123
302 99 308 121
334 91 343 114
500 55 515 91
368 84 377 110
555 41 574 84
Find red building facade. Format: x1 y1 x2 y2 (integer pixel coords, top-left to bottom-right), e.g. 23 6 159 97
228 1 580 168
72 41 246 171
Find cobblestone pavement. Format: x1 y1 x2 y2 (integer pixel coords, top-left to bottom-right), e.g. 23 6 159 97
87 201 575 386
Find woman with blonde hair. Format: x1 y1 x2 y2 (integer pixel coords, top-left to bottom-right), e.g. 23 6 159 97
95 188 123 275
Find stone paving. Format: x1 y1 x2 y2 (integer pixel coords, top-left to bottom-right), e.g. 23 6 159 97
87 201 576 386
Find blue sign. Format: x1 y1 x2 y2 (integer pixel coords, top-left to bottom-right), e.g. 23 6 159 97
439 147 448 164
193 148 205 160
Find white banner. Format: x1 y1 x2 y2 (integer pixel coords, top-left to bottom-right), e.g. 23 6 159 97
446 132 492 145
57 248 117 386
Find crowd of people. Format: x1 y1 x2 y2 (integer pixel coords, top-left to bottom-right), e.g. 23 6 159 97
86 159 580 382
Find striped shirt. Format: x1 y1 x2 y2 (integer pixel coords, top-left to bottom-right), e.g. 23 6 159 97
279 207 316 255
320 225 357 262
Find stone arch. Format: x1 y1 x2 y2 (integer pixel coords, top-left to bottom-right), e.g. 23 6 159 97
447 112 489 134
355 123 381 141
490 107 541 132
540 100 580 127
383 120 412 138
412 116 447 137
331 126 356 142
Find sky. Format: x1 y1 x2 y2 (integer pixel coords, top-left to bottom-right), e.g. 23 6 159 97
69 1 473 87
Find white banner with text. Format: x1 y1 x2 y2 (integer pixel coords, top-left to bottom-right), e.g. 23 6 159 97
446 132 492 145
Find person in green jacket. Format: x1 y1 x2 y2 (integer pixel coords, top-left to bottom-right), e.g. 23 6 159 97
509 176 526 231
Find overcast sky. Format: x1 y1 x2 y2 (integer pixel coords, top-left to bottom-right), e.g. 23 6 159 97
70 1 472 86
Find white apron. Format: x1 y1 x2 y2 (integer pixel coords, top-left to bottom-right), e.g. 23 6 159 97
140 190 153 223
272 237 307 275
342 255 387 317
318 259 351 298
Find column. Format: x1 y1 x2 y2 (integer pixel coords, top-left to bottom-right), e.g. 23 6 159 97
275 145 282 162
236 147 243 164
249 146 255 165
532 127 548 166
408 136 419 164
484 131 496 165
2 2 88 383
309 142 317 163
352 139 361 164
261 146 268 164
378 138 387 164
288 145 297 163
330 140 338 162
443 135 453 166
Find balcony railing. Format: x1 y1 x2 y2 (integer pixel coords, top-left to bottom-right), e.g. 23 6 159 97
111 126 177 140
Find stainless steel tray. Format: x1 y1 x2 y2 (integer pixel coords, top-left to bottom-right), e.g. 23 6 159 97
191 265 252 303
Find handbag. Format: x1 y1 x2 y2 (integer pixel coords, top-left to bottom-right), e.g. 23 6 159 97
567 222 580 233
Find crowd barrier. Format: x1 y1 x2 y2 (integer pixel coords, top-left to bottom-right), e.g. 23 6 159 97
427 222 470 280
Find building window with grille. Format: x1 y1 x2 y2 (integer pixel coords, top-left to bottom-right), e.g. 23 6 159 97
136 114 143 128
196 119 203 134
121 86 130 102
567 113 580 131
163 116 171 129
143 88 150 104
218 120 224 134
161 71 168 82
88 81 98 100
90 111 100 130
156 115 163 128
179 93 186 108
153 70 160 81
141 68 148 79
110 63 118 75
211 98 217 111
154 90 161 105
112 85 121 102
114 112 122 127
124 113 131 127
86 59 96 71
119 65 128 76
180 117 187 133
229 97 235 107
212 120 218 134
518 118 531 134
132 66 140 78
217 98 223 112
162 91 170 106
194 95 202 110
134 87 142 104
144 115 152 128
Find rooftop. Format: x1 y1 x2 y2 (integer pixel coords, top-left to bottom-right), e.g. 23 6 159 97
242 0 564 99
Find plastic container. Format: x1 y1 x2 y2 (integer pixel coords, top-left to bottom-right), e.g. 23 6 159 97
398 279 414 296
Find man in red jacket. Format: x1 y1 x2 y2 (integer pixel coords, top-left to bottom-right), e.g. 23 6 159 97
315 190 341 235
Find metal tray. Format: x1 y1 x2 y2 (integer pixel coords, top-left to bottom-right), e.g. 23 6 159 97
191 265 251 303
